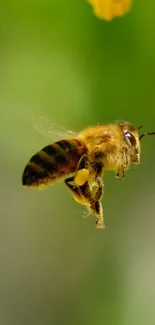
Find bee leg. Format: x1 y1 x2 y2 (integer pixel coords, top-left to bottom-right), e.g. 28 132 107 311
80 181 105 229
74 155 90 186
116 150 129 179
116 169 125 179
66 176 105 228
65 176 85 205
89 201 105 229
93 176 103 201
91 163 104 201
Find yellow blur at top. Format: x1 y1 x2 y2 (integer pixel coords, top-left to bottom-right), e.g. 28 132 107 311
88 0 132 21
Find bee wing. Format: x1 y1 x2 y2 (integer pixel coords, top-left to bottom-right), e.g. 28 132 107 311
30 114 77 140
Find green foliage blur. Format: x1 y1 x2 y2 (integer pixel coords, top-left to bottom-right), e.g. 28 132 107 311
1 1 155 324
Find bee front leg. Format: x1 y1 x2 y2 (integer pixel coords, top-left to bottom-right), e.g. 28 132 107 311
116 149 130 179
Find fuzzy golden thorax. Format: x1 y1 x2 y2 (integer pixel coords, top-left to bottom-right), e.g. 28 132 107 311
79 122 141 174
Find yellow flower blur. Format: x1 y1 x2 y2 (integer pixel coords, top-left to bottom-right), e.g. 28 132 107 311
88 0 132 21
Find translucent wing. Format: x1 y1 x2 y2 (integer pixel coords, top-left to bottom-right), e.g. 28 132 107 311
30 114 77 141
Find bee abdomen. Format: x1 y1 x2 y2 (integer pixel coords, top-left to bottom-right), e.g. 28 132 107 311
22 138 87 188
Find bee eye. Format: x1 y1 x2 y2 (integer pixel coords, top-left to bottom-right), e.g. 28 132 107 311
125 132 136 146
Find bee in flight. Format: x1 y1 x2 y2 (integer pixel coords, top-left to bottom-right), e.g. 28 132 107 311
22 121 155 229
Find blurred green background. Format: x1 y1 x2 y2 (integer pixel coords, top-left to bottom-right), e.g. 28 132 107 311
1 0 155 324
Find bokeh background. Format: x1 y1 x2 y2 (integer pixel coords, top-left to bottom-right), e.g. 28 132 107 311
1 1 155 324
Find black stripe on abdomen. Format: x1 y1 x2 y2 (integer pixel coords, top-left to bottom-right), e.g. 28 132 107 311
42 143 68 165
30 154 57 172
22 164 47 186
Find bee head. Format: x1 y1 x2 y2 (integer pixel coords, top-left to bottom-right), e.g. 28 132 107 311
119 122 141 164
119 122 155 164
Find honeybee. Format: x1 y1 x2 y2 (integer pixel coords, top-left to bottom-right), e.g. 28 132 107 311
22 121 155 229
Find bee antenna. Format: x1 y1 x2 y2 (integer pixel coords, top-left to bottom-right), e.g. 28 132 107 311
139 132 155 140
136 125 143 130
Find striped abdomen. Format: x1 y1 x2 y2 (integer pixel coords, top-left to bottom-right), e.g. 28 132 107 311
22 138 87 188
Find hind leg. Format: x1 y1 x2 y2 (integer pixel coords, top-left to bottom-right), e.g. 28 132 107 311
89 200 105 229
90 162 104 201
65 155 91 205
79 181 105 228
83 163 105 228
74 155 90 186
65 176 85 205
65 175 105 229
65 176 96 208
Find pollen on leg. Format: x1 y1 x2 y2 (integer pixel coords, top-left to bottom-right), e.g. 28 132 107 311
74 169 89 186
72 192 85 205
